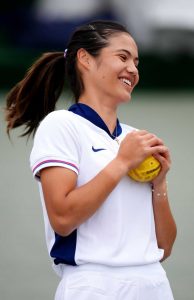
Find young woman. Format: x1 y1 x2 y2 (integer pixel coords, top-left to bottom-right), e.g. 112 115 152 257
6 20 177 300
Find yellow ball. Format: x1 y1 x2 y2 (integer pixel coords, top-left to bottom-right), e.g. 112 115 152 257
128 156 161 182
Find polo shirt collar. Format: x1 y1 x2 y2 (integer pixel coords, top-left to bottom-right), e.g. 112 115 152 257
68 103 122 139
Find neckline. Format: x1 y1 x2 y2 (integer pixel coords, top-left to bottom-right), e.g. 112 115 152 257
68 103 122 140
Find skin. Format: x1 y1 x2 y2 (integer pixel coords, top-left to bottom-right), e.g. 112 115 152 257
40 33 176 261
78 33 139 132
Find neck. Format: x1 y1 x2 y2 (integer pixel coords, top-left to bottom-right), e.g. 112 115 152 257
78 95 117 134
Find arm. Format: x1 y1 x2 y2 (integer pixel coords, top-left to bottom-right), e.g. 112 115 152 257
151 151 177 261
40 158 128 236
40 130 169 236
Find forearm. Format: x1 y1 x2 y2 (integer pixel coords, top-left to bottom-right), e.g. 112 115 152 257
152 180 177 261
50 158 128 236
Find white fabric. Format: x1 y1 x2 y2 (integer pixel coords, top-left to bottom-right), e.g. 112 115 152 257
30 110 164 277
55 263 174 300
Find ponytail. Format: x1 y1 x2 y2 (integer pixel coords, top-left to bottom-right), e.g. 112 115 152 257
6 20 130 138
6 52 65 137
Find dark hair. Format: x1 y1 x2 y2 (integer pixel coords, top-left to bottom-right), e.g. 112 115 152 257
6 20 129 137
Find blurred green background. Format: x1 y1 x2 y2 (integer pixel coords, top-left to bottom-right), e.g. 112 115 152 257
1 1 194 299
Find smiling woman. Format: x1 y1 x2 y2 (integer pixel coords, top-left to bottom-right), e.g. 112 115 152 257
77 33 139 109
5 20 176 300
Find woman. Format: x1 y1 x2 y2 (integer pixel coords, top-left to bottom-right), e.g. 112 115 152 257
6 20 176 300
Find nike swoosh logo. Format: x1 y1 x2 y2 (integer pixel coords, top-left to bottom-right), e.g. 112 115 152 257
92 146 106 152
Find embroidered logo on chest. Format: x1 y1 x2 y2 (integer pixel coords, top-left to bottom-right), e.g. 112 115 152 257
92 146 106 152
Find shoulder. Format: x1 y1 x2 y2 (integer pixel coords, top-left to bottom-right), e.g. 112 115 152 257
36 110 79 134
30 110 81 178
32 110 83 147
30 110 81 169
39 110 76 126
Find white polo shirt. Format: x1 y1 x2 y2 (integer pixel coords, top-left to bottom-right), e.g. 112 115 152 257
30 103 164 276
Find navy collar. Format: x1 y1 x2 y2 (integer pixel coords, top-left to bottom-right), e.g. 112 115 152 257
68 103 122 139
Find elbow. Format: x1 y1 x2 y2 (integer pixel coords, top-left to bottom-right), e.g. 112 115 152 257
159 239 177 262
51 216 76 237
160 234 177 262
160 247 172 262
160 228 177 262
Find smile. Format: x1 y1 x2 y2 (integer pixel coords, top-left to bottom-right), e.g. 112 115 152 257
119 77 132 87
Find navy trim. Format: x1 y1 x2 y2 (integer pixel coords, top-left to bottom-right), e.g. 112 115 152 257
68 103 122 139
50 230 77 266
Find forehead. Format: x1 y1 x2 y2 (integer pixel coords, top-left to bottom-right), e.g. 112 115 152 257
103 33 138 57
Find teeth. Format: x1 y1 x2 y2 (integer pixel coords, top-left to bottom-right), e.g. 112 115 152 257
120 78 132 86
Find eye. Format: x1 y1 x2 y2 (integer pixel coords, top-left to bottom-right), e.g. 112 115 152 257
135 62 139 69
134 59 139 69
119 55 127 62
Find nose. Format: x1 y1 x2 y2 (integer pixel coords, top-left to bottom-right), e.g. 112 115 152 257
127 60 139 75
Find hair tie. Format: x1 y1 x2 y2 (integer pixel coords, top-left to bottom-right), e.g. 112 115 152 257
64 48 68 58
88 24 95 30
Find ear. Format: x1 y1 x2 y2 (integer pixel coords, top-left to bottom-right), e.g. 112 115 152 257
77 48 91 71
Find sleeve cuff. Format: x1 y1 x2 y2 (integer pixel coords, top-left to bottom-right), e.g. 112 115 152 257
32 159 79 180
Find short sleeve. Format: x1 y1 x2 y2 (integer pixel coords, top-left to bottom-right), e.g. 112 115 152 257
30 110 80 180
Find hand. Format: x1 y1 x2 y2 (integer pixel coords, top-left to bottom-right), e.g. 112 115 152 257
116 130 167 172
151 146 171 185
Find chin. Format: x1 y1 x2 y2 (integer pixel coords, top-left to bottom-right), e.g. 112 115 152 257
120 92 132 103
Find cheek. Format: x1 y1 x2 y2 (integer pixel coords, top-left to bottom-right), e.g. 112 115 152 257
98 70 113 83
135 74 140 86
96 60 121 86
100 59 120 76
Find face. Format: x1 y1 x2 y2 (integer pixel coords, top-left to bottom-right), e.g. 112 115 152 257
88 33 139 105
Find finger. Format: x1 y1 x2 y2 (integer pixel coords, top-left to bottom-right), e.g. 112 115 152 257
138 130 149 135
159 150 171 164
149 145 169 155
147 136 164 147
153 151 171 166
139 131 164 146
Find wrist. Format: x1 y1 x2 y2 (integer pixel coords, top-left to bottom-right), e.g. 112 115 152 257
152 178 168 191
111 157 129 177
151 179 168 199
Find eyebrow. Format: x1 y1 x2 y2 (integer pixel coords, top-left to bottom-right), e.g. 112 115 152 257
116 49 139 64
